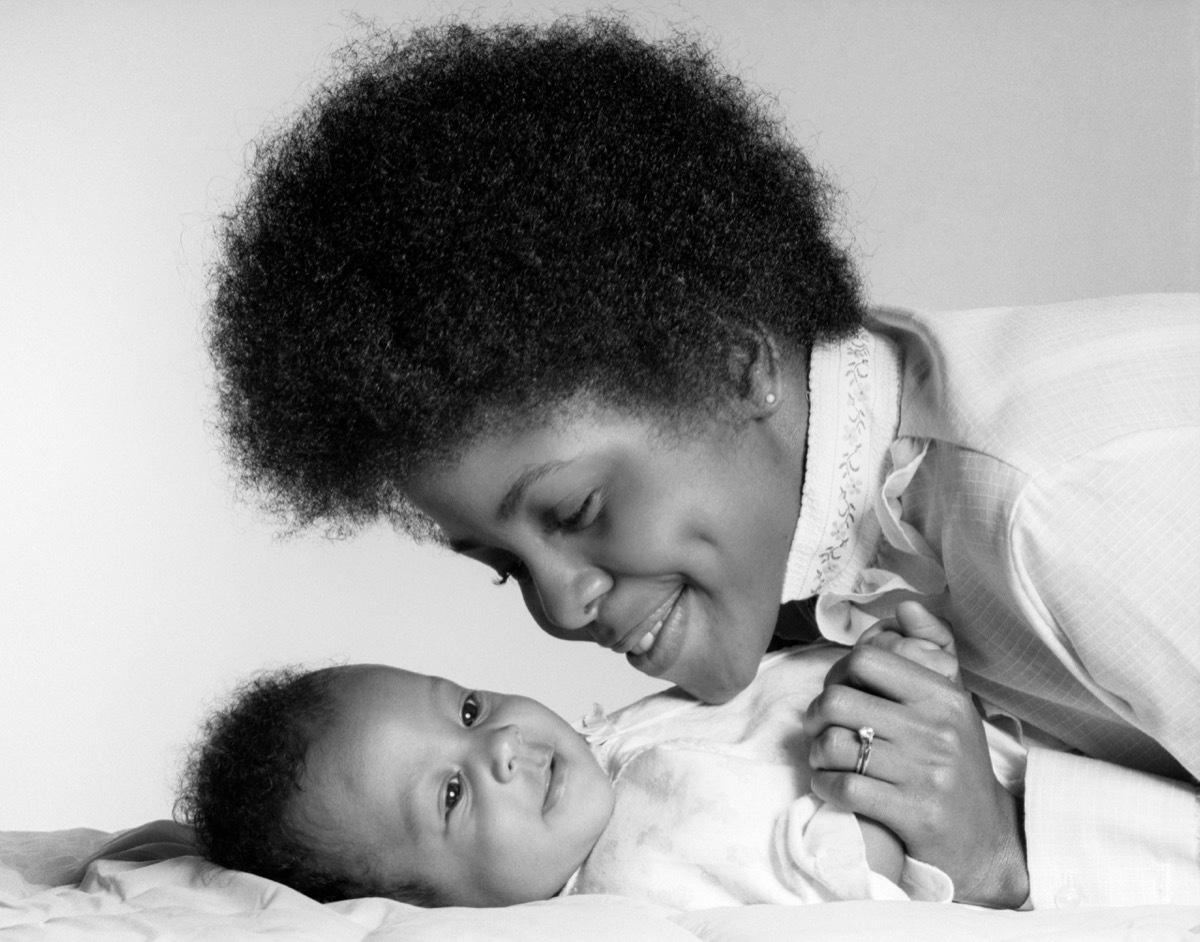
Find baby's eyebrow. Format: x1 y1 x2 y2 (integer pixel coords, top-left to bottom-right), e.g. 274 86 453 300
497 461 570 521
431 676 456 715
417 678 457 834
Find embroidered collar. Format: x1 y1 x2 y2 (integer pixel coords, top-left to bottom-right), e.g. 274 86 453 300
781 328 903 601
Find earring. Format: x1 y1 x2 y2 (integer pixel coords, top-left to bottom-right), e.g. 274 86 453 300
765 393 777 405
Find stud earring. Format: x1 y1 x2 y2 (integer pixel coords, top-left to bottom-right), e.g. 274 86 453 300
765 393 777 405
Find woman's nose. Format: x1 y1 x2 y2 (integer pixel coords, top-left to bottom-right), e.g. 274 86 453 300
526 560 612 639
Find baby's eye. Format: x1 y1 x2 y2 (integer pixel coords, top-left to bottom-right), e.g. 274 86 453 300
555 490 601 533
445 774 463 815
460 693 481 727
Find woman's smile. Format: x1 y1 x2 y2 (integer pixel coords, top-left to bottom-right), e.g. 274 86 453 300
609 586 682 655
626 586 686 670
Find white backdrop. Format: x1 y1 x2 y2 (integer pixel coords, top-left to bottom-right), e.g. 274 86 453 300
1 0 1196 831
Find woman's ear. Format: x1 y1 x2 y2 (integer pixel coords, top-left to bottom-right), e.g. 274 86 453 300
738 333 785 419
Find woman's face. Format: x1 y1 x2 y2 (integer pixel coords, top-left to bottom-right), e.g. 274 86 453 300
407 401 806 703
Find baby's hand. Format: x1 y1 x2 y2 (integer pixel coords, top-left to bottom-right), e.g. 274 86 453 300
856 601 960 685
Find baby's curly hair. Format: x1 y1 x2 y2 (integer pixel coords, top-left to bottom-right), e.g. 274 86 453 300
176 666 442 906
207 15 864 534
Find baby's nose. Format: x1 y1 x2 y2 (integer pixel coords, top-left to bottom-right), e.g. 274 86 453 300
487 726 521 781
487 727 553 783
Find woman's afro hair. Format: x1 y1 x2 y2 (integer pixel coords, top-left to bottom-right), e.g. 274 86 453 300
207 15 864 535
175 666 442 906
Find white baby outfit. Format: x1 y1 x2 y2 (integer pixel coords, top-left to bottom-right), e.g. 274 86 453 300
559 645 955 910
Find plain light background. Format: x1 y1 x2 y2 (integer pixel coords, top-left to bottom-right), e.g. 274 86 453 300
1 0 1196 831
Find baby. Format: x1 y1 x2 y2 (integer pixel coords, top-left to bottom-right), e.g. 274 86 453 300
179 605 1013 909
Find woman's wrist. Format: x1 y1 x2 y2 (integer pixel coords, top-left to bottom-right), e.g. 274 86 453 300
955 790 1029 908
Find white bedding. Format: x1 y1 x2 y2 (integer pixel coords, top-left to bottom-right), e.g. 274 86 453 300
3 827 1198 941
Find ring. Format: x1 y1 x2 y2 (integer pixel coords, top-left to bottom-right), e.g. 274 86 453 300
854 726 875 775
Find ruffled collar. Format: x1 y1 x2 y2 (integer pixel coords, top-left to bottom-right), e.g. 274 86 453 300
782 328 903 602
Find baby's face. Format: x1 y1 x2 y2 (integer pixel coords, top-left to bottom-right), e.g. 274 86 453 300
293 665 614 906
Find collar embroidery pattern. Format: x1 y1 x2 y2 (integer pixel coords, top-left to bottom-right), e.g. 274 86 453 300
783 327 903 603
813 332 872 592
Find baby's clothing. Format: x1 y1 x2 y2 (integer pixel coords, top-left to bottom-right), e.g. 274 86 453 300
560 645 971 910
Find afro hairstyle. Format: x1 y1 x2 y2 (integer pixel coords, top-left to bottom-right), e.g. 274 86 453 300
207 16 864 535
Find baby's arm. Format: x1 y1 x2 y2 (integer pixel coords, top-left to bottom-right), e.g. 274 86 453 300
853 603 960 883
857 816 906 885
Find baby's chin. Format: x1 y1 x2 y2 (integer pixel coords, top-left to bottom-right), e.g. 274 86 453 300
453 827 612 908
467 866 585 907
525 810 615 906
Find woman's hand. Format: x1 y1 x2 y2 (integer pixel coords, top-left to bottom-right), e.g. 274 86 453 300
805 603 1029 907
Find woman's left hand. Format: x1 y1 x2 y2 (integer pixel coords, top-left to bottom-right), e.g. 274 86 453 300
805 640 1029 908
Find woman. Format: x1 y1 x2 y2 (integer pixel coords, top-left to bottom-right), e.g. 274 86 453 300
207 18 1200 907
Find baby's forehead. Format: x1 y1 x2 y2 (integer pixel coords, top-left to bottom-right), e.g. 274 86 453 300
325 664 446 719
309 667 454 785
294 668 445 852
331 662 434 688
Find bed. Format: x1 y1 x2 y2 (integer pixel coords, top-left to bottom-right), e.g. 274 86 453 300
3 823 1198 941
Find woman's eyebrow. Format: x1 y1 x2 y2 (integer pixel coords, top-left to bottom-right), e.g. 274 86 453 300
497 461 570 520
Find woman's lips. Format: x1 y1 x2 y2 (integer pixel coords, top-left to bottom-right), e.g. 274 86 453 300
627 587 687 675
625 589 682 656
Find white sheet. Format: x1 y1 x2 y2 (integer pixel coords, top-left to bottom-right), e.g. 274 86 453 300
3 828 1198 941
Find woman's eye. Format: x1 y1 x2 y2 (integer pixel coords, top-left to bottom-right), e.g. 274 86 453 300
556 491 601 533
460 693 481 727
445 774 463 815
492 560 529 587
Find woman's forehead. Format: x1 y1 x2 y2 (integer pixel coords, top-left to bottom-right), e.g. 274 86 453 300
410 409 619 495
440 398 708 472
